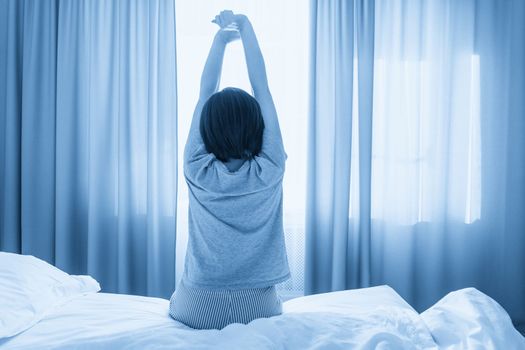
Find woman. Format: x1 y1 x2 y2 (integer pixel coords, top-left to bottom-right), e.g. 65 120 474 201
169 10 290 330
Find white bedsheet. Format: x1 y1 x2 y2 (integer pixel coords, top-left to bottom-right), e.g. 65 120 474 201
421 288 525 350
1 285 523 349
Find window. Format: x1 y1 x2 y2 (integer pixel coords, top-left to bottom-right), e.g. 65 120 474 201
175 1 309 297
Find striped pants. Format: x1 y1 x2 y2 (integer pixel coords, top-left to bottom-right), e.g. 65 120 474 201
169 279 282 330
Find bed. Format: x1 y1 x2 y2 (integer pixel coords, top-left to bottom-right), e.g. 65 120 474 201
1 252 524 349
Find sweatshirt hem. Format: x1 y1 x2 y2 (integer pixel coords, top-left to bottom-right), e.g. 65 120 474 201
182 272 291 291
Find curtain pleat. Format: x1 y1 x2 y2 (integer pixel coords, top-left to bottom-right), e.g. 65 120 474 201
0 0 24 253
306 0 355 294
355 0 374 288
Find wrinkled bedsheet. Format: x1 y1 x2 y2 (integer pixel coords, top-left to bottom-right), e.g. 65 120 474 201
421 288 525 350
1 285 523 349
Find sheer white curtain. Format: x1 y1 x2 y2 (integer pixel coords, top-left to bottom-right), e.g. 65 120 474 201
368 0 525 322
0 0 178 298
371 0 481 226
175 0 309 297
307 0 525 324
364 0 483 309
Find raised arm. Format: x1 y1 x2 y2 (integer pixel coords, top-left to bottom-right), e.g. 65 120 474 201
186 26 239 153
187 11 286 166
235 15 269 97
234 14 285 157
199 34 227 101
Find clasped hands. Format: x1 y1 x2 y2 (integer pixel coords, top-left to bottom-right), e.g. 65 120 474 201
212 10 248 44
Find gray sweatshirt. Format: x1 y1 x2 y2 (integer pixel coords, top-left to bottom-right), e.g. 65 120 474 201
182 127 290 290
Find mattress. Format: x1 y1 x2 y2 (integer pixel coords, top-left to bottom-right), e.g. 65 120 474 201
1 285 524 349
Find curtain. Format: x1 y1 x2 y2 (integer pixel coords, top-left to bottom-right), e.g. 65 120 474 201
0 0 178 299
306 0 525 325
306 0 375 293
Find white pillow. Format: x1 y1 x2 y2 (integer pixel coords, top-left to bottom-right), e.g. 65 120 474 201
0 252 100 339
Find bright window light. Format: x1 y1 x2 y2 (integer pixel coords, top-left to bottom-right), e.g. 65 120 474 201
367 55 481 225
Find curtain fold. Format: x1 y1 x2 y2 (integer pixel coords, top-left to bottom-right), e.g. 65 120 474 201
0 0 178 299
355 0 374 289
306 0 376 294
306 0 355 294
306 0 525 324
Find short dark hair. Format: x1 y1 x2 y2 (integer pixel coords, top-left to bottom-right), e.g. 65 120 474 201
200 87 265 162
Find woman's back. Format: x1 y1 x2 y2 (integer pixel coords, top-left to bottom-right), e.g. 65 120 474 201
170 10 289 330
183 134 290 290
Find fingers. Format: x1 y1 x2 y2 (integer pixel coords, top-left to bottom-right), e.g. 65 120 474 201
220 11 235 25
212 15 224 28
220 10 234 20
212 10 236 28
